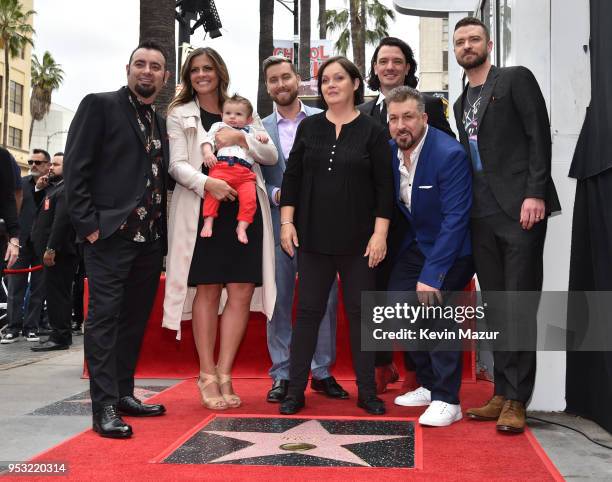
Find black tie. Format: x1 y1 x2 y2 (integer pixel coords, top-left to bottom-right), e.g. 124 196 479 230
380 102 388 127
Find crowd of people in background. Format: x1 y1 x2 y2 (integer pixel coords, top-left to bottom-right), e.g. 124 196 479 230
0 16 558 441
1 148 83 349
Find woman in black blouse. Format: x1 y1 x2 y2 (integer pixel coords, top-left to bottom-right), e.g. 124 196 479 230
279 56 394 415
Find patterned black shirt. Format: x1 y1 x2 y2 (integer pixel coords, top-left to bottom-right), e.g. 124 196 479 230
117 88 163 243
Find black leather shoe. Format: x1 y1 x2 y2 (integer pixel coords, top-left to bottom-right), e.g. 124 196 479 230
31 340 70 352
279 396 305 415
267 379 289 403
117 395 166 417
311 376 349 399
93 405 133 438
357 395 386 415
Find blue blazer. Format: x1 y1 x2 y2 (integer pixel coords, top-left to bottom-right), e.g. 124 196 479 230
261 104 322 244
391 126 472 289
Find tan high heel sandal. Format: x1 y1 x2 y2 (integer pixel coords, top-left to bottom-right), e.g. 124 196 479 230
217 372 241 408
197 373 228 410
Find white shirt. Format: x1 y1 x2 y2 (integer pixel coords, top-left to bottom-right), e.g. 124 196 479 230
398 124 429 211
376 93 387 122
204 122 255 165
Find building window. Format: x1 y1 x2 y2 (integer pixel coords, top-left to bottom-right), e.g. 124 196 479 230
9 127 22 149
442 50 448 72
9 81 23 115
442 18 449 43
18 45 25 59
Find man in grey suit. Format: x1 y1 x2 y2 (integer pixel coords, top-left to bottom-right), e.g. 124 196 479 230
260 56 347 403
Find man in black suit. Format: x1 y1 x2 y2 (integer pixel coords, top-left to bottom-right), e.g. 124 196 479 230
359 37 456 394
452 17 561 433
31 153 78 352
64 41 170 438
2 149 49 344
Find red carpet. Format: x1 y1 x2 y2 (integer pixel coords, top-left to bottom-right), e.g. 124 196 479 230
84 276 476 381
23 380 562 481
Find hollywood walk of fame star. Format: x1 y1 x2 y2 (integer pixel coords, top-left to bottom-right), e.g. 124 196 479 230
205 419 409 466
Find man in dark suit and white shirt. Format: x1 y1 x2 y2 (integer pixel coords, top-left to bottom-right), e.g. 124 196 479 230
452 17 560 433
260 56 347 404
64 41 170 438
31 153 78 352
359 37 456 394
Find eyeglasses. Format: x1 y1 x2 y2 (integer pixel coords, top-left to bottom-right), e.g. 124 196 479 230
27 159 48 166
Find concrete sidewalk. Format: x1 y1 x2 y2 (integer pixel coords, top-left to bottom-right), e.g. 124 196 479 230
0 341 611 479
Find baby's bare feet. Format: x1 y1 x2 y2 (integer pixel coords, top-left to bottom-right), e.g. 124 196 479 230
236 227 248 244
201 218 214 237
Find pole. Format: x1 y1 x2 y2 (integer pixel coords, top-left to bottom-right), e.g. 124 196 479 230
294 0 299 69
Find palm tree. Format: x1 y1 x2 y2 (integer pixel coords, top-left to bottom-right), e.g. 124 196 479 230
322 0 394 75
139 0 176 115
0 0 34 148
29 51 64 147
299 0 311 80
348 0 364 74
258 0 274 117
318 0 326 39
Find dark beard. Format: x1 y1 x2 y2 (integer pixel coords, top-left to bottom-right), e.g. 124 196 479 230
396 132 415 151
134 83 156 99
457 51 488 70
272 89 299 107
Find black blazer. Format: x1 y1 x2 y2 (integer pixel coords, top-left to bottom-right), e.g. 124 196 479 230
0 148 19 238
64 87 169 252
358 93 455 139
453 65 561 219
31 180 76 258
17 175 46 246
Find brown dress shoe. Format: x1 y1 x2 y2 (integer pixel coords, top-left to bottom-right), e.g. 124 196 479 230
466 395 506 420
375 363 400 394
497 400 526 433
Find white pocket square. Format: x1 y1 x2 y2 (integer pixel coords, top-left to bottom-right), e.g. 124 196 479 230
418 185 433 189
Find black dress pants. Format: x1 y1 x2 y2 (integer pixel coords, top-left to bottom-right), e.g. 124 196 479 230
471 212 547 403
288 250 377 399
44 252 79 345
6 241 45 335
83 234 162 413
388 243 475 403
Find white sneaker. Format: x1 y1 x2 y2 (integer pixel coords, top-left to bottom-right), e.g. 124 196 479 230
1 333 19 344
418 401 463 427
394 386 431 407
25 332 40 342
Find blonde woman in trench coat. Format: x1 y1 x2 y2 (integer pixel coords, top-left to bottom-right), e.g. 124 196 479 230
163 47 277 410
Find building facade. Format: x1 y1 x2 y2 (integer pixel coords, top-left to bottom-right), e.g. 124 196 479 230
0 0 33 170
30 102 74 157
418 17 449 93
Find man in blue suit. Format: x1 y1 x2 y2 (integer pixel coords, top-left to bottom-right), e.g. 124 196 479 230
260 56 346 403
386 86 474 427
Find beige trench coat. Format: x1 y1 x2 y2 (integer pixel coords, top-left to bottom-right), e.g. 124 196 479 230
162 100 277 338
